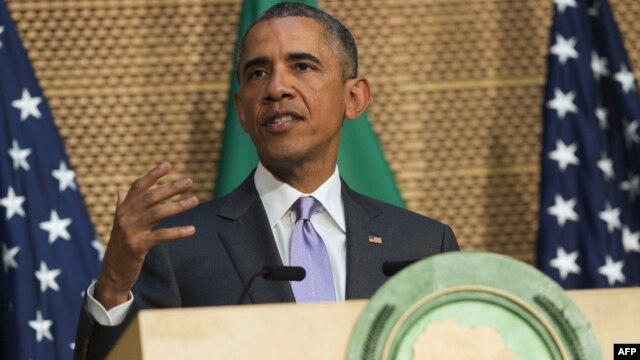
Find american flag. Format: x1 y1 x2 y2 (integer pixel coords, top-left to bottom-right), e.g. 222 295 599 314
538 0 640 288
0 2 102 359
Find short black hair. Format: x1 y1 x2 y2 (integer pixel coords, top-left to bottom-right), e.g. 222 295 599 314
236 2 358 81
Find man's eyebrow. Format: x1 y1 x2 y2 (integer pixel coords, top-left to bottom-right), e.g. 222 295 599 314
240 53 323 75
241 56 269 75
288 52 322 65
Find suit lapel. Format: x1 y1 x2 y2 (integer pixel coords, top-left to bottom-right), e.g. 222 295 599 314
217 175 295 304
342 182 390 299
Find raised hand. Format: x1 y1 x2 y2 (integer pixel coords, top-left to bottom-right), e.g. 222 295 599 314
94 162 199 310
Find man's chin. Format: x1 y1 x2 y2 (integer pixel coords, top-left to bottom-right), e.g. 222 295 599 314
261 153 304 167
258 148 312 168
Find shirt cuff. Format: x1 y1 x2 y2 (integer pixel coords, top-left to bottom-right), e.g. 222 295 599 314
85 281 134 326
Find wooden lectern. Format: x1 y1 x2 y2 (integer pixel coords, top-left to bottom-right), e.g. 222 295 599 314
108 288 639 360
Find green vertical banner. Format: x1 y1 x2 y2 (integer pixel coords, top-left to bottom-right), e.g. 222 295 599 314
215 0 405 208
337 113 404 207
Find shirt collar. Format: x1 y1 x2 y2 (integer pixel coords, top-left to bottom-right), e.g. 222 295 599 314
254 162 345 232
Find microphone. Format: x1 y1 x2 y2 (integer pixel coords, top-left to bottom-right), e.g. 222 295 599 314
262 265 305 281
382 259 419 277
236 265 306 304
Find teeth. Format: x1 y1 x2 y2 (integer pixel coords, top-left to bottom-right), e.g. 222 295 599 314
272 115 294 124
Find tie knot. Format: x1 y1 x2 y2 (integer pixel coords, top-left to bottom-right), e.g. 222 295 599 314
295 196 321 221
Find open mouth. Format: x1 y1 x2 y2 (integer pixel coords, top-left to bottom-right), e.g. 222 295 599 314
269 114 297 125
261 111 304 130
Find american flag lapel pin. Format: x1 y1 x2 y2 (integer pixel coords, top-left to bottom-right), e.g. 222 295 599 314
369 235 383 244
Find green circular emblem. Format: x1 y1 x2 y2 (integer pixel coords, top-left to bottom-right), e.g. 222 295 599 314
348 252 600 360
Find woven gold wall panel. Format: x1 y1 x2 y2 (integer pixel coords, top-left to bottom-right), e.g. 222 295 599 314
6 0 640 264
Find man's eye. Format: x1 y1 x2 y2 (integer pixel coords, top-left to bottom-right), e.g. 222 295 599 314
296 63 312 71
250 70 267 78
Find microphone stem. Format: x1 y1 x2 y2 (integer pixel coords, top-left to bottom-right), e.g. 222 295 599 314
236 270 268 305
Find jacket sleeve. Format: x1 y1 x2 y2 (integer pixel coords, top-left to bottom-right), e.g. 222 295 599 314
73 243 181 360
73 296 136 360
441 224 460 252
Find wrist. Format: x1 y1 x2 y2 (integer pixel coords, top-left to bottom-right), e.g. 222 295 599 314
94 278 131 310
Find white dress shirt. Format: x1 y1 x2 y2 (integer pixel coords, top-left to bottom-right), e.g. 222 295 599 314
254 162 346 301
86 163 347 326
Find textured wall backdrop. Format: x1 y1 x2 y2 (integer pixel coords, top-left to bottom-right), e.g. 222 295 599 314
6 0 640 264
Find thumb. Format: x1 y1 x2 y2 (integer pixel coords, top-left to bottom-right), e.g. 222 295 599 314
116 189 129 206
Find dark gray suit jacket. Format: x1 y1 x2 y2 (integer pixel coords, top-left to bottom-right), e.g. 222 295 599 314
74 175 458 359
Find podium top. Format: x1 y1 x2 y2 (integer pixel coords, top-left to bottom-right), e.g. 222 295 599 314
108 288 640 360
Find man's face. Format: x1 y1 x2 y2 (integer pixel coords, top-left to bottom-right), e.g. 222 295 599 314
234 17 350 170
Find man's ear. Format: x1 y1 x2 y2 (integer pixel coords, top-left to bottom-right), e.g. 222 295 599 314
234 93 249 132
344 78 371 120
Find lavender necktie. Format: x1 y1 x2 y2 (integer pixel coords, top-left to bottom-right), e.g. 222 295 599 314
290 196 336 303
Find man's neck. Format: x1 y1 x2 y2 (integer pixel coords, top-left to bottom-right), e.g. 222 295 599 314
261 160 337 194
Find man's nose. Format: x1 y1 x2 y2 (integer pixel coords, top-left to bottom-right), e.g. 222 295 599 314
264 69 294 103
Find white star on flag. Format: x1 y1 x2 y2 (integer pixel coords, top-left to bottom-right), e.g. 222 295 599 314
595 106 608 130
614 64 636 93
92 238 105 261
38 210 72 244
554 0 577 13
2 243 19 273
8 139 32 171
0 25 4 48
34 261 62 293
11 88 42 121
597 153 614 180
598 202 621 233
547 88 578 119
622 226 640 253
598 255 625 286
52 161 77 191
550 34 579 64
623 118 640 147
0 186 26 219
2 2 102 355
28 310 54 342
548 139 579 171
590 51 609 80
547 194 579 227
549 247 581 280
619 173 640 201
540 0 640 289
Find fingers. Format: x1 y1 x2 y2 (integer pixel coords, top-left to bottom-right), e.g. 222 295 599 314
125 162 172 203
117 189 128 206
122 163 194 212
142 176 194 206
142 195 199 227
113 163 198 232
147 225 197 246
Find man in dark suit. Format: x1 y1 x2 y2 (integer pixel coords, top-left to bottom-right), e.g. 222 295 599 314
74 3 458 359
